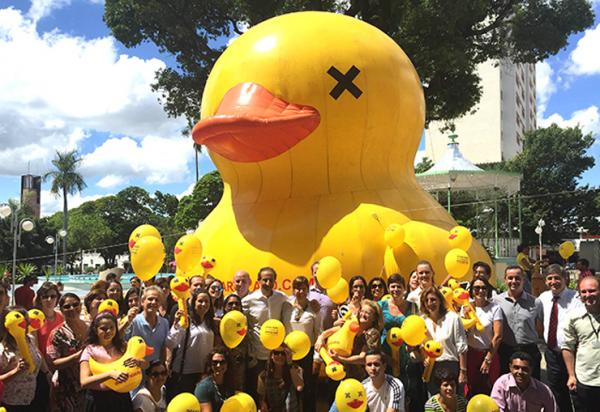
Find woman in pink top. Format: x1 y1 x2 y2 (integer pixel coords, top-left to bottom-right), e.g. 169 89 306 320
80 312 147 411
34 282 64 358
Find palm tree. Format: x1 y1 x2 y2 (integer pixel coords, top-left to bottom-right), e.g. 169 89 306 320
193 143 202 182
44 150 87 270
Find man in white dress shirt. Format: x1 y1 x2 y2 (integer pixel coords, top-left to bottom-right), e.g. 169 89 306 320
242 266 292 398
538 264 581 412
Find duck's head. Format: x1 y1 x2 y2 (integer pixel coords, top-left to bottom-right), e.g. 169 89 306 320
128 224 161 250
386 326 403 347
127 337 154 359
448 226 473 251
4 311 27 335
423 340 443 359
452 288 470 305
193 12 425 195
174 234 203 273
335 378 366 410
170 276 191 299
200 256 216 270
27 309 46 333
98 299 120 317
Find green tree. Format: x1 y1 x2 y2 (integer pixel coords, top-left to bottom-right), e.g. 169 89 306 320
43 150 87 268
507 125 599 244
415 157 434 174
104 0 593 126
175 171 224 231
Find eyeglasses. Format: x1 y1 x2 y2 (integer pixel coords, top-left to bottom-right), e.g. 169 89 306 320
42 294 58 300
212 359 227 366
62 303 80 310
210 286 223 292
371 284 383 289
272 350 286 356
472 286 487 292
148 370 168 377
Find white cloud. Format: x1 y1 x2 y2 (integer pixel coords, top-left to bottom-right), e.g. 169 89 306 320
539 106 600 137
0 6 189 182
536 61 557 117
41 189 108 217
413 150 426 166
567 23 600 76
97 174 127 189
81 135 195 185
177 182 196 199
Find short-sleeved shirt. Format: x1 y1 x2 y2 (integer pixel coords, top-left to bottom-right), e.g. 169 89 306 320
362 374 406 412
423 311 468 362
494 291 543 346
37 310 64 357
125 313 169 363
561 307 600 386
166 321 214 374
491 372 558 412
14 286 34 309
466 301 503 350
308 286 336 330
0 337 42 405
194 376 232 411
132 386 166 412
80 344 122 391
424 394 467 412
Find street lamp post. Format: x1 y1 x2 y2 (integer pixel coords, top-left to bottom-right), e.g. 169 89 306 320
0 204 35 304
45 229 67 282
535 218 545 261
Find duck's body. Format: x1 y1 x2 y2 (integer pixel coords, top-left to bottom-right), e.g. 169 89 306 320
193 12 491 286
4 311 36 373
88 337 152 393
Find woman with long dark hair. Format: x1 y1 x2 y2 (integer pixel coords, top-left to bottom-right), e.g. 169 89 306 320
206 279 225 319
257 344 303 412
165 289 216 401
367 276 388 301
335 275 367 324
80 311 145 411
106 281 126 317
47 293 89 412
194 348 235 411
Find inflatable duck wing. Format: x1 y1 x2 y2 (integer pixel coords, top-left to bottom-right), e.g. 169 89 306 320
192 11 491 286
4 311 36 373
88 337 153 393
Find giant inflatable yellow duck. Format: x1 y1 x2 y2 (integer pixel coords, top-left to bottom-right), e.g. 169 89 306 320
192 11 491 286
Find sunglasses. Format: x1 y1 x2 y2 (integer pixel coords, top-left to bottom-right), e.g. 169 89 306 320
272 350 286 356
371 284 383 289
62 303 80 310
472 286 487 292
212 359 227 366
42 294 58 300
148 370 168 377
210 286 223 292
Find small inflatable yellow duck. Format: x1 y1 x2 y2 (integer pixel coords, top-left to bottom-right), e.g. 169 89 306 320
192 11 491 285
4 311 36 373
89 337 153 393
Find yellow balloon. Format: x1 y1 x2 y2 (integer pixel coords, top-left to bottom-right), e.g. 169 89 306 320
167 393 200 412
335 378 367 412
400 315 427 347
174 234 203 273
316 256 342 289
128 224 161 251
259 319 285 350
221 392 257 412
327 277 349 304
27 309 45 333
220 310 248 349
384 224 405 248
131 236 166 281
284 331 311 360
448 226 473 251
467 394 500 412
444 248 471 279
559 241 575 260
98 299 120 317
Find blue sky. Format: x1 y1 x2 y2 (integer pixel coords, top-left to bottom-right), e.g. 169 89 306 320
1 0 599 217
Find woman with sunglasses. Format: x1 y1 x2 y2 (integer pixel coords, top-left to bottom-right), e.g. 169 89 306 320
289 276 321 412
257 344 303 412
165 289 216 401
132 360 167 412
465 276 502 396
47 293 89 412
218 294 247 391
206 279 225 319
34 282 63 359
194 348 234 412
367 277 388 301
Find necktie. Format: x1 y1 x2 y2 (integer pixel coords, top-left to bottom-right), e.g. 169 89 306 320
547 295 560 349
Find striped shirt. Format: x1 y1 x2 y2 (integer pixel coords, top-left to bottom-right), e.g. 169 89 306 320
424 394 467 412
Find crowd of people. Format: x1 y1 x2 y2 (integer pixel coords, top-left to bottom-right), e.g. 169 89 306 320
0 253 598 412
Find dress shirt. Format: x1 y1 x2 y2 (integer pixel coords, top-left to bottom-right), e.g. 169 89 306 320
494 291 543 346
561 307 600 386
242 289 292 361
166 321 214 374
289 304 322 345
423 311 468 362
538 288 581 349
308 286 336 330
491 372 558 412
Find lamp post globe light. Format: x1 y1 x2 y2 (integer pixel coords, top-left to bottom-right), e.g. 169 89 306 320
0 203 35 304
535 218 545 261
46 230 67 281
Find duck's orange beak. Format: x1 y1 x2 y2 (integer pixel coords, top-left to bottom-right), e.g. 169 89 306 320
145 346 155 356
174 247 182 255
192 82 320 162
128 240 136 249
174 283 189 292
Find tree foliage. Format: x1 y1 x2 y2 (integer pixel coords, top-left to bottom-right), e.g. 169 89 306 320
175 171 224 230
415 157 434 174
104 0 593 127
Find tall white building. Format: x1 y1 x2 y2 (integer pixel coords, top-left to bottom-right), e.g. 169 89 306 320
425 60 536 164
